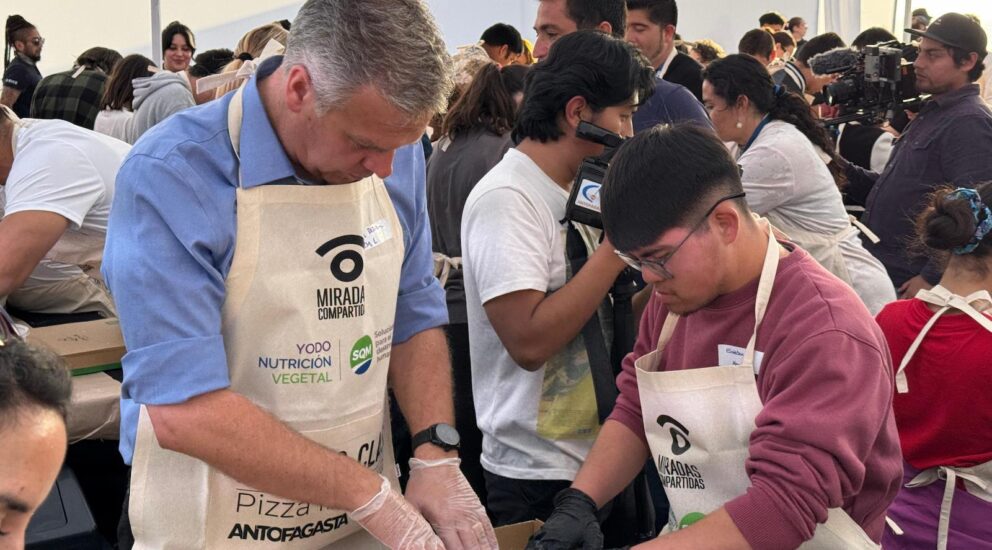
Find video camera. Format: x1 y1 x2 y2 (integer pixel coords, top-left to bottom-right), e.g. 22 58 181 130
563 121 624 229
811 41 926 127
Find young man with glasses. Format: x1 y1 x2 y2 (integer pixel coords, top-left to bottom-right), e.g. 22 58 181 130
2 15 43 118
529 124 902 549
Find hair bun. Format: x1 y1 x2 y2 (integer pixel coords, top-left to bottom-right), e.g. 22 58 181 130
922 189 978 251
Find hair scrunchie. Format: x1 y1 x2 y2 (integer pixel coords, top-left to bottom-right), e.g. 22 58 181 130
773 84 785 98
947 187 992 255
237 52 254 62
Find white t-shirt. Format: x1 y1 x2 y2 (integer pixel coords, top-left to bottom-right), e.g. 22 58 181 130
93 109 134 143
462 148 594 480
739 120 895 313
3 119 130 267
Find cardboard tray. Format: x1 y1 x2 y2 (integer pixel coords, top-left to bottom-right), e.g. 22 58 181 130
494 520 544 550
27 319 125 376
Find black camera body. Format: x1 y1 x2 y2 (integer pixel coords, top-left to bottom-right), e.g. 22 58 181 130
816 41 925 127
563 121 624 229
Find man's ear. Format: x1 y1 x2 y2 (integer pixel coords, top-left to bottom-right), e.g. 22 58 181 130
596 21 613 35
958 51 979 74
712 202 743 244
563 96 588 132
284 65 312 114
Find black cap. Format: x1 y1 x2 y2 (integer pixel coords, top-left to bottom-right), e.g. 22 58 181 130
906 12 987 56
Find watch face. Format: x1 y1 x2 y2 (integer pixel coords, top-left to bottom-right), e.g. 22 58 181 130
436 423 460 446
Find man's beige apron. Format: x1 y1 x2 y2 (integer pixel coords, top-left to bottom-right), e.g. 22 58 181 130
635 221 879 548
128 87 402 549
893 286 992 550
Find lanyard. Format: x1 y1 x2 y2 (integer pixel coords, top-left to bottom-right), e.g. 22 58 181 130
741 115 772 154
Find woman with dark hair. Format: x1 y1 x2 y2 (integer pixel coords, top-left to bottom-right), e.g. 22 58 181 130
94 54 155 141
161 21 195 73
876 184 992 549
703 54 895 313
424 61 529 502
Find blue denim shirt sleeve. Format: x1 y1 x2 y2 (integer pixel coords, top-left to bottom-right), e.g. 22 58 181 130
387 144 449 344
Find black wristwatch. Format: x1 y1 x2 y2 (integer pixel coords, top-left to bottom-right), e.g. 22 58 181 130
411 423 460 452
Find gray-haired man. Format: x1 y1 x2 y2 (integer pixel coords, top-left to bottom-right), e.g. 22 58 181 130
103 0 496 548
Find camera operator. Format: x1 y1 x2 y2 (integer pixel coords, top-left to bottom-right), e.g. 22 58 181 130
460 30 653 527
844 13 992 297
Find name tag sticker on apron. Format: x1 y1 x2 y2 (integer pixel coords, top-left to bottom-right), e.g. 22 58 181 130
364 219 393 250
717 345 764 375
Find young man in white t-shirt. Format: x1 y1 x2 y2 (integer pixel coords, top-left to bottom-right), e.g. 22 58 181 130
461 30 654 525
0 107 130 316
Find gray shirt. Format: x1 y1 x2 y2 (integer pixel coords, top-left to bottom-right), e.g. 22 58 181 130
426 128 512 323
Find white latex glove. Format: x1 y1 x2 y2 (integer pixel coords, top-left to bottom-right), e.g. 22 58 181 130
351 476 445 549
405 458 498 550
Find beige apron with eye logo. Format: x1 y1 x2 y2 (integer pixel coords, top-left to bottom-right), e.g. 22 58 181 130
636 221 880 548
127 86 402 549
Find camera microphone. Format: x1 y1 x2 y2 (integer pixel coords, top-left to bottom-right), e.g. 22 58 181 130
809 47 860 75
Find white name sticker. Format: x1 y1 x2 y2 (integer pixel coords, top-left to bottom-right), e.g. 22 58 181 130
717 344 765 375
364 219 393 250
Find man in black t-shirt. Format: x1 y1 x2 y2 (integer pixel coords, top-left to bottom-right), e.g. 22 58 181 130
2 16 44 118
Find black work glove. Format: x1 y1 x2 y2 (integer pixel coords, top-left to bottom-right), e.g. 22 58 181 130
525 488 603 550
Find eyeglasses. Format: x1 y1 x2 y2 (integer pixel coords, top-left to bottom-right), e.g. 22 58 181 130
30 37 44 46
614 192 747 280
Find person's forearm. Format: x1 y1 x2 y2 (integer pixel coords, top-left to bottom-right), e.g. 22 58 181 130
147 389 381 512
388 327 457 460
839 158 880 207
0 86 21 108
633 507 750 550
572 420 649 508
513 246 626 369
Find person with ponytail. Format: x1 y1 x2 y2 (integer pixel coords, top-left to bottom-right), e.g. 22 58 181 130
197 22 288 100
702 54 895 313
876 183 992 549
2 15 43 118
423 61 528 503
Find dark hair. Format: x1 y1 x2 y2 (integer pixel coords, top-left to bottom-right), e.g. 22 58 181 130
481 23 523 55
917 183 992 275
795 32 846 66
514 30 654 143
100 54 156 111
162 21 196 56
773 31 796 51
603 124 746 252
278 19 292 31
626 0 678 27
0 336 72 427
759 12 786 27
443 63 529 138
75 47 122 74
188 48 235 78
704 54 845 183
948 45 986 82
787 17 804 31
565 0 626 38
851 27 897 50
4 15 36 67
738 29 774 60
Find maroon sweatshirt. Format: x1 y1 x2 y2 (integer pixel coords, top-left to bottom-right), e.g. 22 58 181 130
608 246 903 549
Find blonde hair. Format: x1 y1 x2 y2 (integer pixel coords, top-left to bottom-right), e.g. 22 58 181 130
213 22 289 98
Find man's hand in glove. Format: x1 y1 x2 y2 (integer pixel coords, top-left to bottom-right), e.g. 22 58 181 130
404 457 499 549
351 476 445 549
526 488 603 549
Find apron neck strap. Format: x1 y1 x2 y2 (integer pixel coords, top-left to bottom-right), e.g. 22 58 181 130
896 285 992 393
742 219 781 365
227 85 246 187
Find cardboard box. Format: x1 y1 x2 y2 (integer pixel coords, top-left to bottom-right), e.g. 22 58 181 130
494 520 543 550
28 319 125 374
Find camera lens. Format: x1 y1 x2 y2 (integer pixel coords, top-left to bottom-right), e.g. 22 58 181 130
825 78 859 106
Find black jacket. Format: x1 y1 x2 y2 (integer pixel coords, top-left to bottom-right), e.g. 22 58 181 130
662 52 704 101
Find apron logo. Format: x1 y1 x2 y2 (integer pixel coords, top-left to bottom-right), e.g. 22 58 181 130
657 415 691 455
350 335 374 374
316 235 365 283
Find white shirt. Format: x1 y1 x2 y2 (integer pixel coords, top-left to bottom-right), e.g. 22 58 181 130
4 119 130 267
739 120 896 313
93 109 134 143
462 148 594 480
655 47 679 79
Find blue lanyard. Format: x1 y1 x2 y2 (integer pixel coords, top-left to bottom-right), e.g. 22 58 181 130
741 115 772 154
